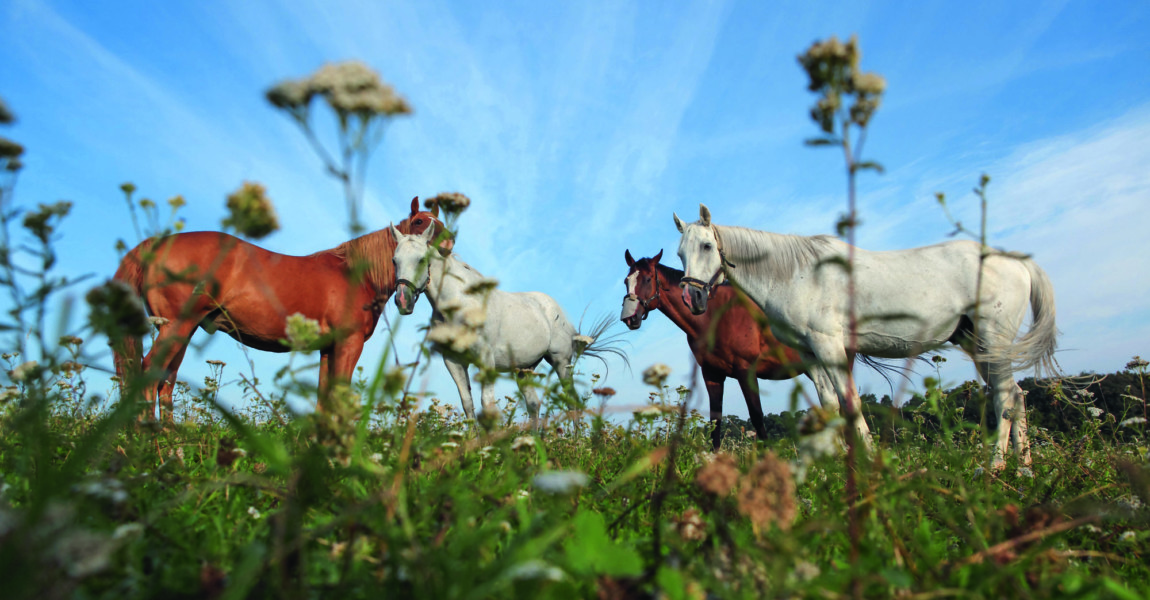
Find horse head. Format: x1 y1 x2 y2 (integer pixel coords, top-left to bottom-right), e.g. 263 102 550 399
674 203 728 315
390 223 438 315
621 249 664 330
397 196 453 254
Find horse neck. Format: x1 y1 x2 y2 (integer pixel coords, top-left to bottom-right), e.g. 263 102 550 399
651 264 707 337
423 254 474 309
328 228 397 295
716 225 831 309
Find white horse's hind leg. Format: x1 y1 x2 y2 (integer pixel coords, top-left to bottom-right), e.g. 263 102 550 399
443 356 476 420
516 371 542 429
977 360 1020 470
1009 380 1033 465
804 340 874 453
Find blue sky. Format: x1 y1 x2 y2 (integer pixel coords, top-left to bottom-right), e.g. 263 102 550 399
3 0 1148 420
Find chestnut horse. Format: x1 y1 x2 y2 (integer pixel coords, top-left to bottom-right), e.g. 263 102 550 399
621 250 811 448
113 197 446 420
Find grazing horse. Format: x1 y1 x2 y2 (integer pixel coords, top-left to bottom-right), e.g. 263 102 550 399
391 225 626 423
114 197 446 419
621 249 807 448
674 204 1058 468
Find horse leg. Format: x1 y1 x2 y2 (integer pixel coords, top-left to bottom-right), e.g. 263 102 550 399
442 356 476 420
140 319 197 422
157 342 189 423
977 359 1024 470
324 334 364 411
804 339 874 453
1009 379 1033 465
515 371 542 430
317 352 330 412
701 366 726 450
736 371 768 444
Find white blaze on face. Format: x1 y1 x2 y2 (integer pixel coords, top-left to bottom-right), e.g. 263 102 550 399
620 271 641 321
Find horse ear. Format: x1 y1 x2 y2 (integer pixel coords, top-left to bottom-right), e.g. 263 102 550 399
420 223 437 244
389 222 402 242
674 212 685 233
625 249 635 267
699 204 711 227
653 249 663 264
410 197 419 215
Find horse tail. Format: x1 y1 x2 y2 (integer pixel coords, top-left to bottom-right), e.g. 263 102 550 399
985 258 1060 377
111 240 153 384
1014 259 1060 377
573 312 631 375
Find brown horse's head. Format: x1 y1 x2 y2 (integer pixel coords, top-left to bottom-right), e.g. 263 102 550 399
621 249 664 330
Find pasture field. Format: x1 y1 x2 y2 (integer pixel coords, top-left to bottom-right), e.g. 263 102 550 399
0 370 1148 599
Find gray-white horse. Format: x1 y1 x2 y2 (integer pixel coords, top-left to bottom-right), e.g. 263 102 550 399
391 224 624 423
674 204 1058 468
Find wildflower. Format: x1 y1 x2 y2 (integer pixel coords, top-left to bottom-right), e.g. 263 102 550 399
1017 467 1034 479
675 508 707 542
511 436 536 451
425 192 471 216
266 78 314 110
0 96 13 124
516 489 530 499
1119 531 1137 543
533 470 589 495
284 313 322 351
59 335 83 347
308 60 412 118
113 522 144 540
464 277 499 296
0 387 19 403
206 359 226 367
0 137 23 159
1087 406 1104 419
460 306 487 329
506 559 565 582
1120 417 1147 428
447 430 465 441
252 462 267 474
1126 356 1149 371
499 521 512 533
247 506 262 519
147 316 170 329
792 560 821 582
222 181 279 239
696 454 739 496
592 387 616 398
8 360 39 382
634 405 665 421
440 441 460 451
139 198 156 209
572 334 594 354
427 322 479 353
737 452 797 532
86 279 150 341
643 363 671 387
167 195 186 210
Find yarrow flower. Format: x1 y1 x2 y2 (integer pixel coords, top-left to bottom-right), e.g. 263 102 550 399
8 360 39 382
424 192 471 216
1087 406 1104 419
222 181 279 239
427 322 479 354
1119 417 1147 428
511 436 536 451
1126 356 1149 371
695 453 739 496
532 470 589 495
247 506 262 519
284 313 323 351
642 363 671 387
737 452 797 533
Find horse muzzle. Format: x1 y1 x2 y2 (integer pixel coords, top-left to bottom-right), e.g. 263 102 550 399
620 295 644 330
394 283 419 315
681 282 709 315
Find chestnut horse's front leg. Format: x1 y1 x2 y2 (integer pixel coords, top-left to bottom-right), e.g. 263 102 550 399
321 333 364 412
702 365 726 450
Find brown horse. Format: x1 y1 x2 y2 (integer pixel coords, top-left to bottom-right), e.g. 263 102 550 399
622 250 815 449
114 197 446 420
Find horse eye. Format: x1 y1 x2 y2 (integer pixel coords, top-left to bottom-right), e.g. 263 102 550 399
702 243 713 251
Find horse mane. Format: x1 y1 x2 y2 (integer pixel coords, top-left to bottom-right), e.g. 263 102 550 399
714 225 836 282
322 224 412 294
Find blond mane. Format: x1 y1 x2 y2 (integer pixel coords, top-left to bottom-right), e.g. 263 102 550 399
321 226 406 294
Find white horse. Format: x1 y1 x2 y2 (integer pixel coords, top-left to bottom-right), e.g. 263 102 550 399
390 224 625 423
674 204 1058 468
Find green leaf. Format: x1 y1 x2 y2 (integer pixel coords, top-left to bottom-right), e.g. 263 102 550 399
564 511 643 577
854 160 885 174
804 137 840 147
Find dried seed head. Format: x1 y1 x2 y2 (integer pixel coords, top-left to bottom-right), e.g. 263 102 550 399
222 181 279 239
642 363 671 387
736 452 797 533
695 453 739 496
425 192 471 216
